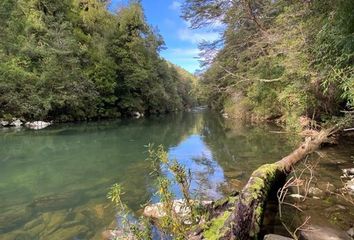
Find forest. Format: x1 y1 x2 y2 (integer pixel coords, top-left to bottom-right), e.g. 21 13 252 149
0 0 197 122
183 0 354 130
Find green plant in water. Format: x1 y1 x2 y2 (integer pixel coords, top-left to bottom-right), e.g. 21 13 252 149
150 145 197 238
107 183 152 240
107 144 204 239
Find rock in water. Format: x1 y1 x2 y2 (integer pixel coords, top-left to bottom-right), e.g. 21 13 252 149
0 120 9 127
25 121 52 130
143 199 212 222
0 207 34 233
132 112 143 118
9 119 22 127
27 192 83 212
300 225 351 240
263 234 293 240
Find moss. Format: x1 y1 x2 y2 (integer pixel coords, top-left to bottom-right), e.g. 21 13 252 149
253 164 279 179
228 196 238 204
214 197 230 208
203 211 232 240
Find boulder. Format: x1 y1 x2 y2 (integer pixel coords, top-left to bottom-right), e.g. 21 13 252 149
9 119 22 127
132 112 142 118
143 199 212 221
0 120 9 127
25 121 52 130
300 225 351 240
264 234 293 240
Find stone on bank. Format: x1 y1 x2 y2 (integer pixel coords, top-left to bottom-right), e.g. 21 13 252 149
25 121 52 130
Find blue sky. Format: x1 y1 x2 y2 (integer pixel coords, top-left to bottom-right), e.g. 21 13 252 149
109 0 221 73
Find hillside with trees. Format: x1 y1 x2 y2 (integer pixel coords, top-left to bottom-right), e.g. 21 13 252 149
0 0 197 122
182 0 354 130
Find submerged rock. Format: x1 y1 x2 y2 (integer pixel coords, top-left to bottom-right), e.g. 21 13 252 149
300 225 351 240
263 234 293 240
0 207 34 233
44 225 91 240
27 191 83 213
25 121 52 130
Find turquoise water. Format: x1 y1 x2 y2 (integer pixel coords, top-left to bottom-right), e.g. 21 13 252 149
0 111 352 239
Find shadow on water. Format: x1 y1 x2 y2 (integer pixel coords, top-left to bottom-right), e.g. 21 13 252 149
1 110 352 239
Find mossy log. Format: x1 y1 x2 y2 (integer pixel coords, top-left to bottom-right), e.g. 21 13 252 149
231 129 332 239
191 129 333 240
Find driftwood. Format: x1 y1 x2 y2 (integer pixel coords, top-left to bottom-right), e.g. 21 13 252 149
190 128 334 240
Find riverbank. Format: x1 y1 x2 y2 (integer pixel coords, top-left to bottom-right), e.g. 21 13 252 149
136 131 354 240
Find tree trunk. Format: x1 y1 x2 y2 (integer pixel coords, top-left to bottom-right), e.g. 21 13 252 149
230 129 332 239
188 129 334 240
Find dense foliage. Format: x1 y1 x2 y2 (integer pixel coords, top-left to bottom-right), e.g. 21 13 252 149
0 0 197 122
183 0 354 129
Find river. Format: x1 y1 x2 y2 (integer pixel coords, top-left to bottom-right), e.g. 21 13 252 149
0 110 353 239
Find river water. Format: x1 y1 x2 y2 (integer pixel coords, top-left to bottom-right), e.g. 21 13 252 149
0 110 353 239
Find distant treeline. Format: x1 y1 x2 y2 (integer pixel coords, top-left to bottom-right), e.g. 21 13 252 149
0 0 197 122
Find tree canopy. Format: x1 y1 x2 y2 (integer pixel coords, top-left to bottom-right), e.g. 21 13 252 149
183 0 354 129
0 0 197 121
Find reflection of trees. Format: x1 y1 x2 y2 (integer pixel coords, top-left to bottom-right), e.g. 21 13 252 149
0 112 204 211
201 112 297 185
0 111 299 213
191 155 220 199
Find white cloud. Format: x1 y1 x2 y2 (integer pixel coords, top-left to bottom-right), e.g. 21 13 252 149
169 1 182 11
162 47 201 72
178 28 220 44
170 48 200 56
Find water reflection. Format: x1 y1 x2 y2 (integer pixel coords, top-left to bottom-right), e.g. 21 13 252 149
169 135 225 200
0 110 297 239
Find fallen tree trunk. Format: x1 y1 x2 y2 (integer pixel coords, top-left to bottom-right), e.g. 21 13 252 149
231 129 333 239
189 128 335 240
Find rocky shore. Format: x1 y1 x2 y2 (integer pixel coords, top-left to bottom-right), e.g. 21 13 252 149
0 119 52 130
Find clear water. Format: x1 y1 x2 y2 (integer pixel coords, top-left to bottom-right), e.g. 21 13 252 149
0 110 352 239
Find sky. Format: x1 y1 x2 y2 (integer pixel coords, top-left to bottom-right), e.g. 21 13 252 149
109 0 222 73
